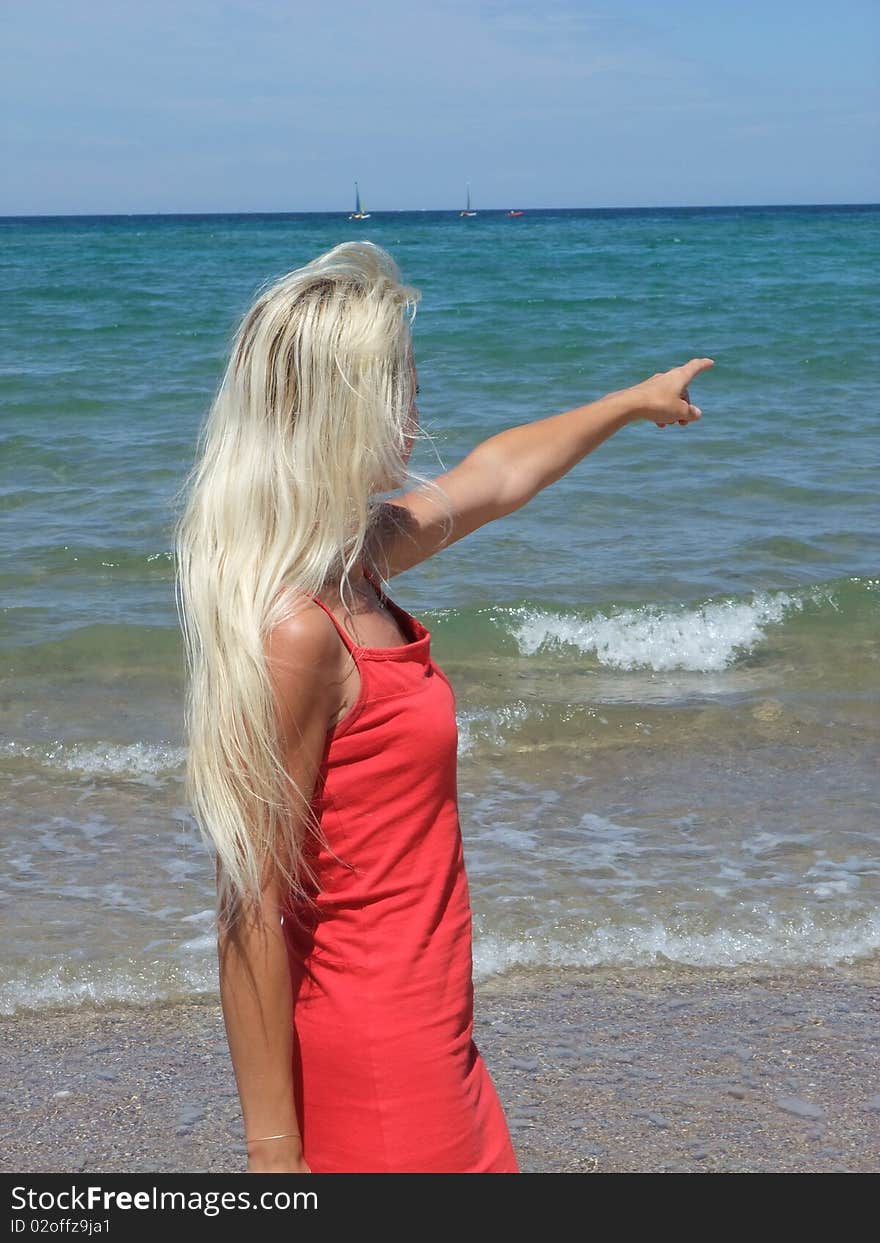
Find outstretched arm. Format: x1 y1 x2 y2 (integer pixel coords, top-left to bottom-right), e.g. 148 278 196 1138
372 358 714 578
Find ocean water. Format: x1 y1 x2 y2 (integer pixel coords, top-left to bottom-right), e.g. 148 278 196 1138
1 206 878 1015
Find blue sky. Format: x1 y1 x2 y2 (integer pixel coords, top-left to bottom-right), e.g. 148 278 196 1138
2 0 877 214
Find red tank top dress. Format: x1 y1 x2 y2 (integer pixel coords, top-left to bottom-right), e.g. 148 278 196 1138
280 569 519 1174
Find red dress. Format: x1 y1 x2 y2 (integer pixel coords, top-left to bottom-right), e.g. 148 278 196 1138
281 569 519 1173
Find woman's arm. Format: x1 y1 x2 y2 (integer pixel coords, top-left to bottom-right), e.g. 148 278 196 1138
371 358 714 578
218 873 308 1173
218 603 343 1174
482 358 714 513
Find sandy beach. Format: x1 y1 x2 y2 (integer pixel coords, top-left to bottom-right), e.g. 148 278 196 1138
2 961 878 1174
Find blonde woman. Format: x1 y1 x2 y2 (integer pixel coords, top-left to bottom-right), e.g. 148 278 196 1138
174 240 713 1174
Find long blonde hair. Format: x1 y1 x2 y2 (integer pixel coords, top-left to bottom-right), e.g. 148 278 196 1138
173 241 451 938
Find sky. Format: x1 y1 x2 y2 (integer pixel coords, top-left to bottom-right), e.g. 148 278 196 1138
2 0 878 215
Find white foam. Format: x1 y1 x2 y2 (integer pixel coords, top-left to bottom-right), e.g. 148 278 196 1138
507 588 808 672
2 739 186 780
457 700 540 756
5 911 877 1016
472 911 880 979
0 958 218 1017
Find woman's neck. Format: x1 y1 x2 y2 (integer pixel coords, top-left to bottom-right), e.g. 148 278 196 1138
320 564 379 613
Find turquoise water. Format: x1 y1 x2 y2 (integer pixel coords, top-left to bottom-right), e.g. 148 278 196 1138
1 206 878 1013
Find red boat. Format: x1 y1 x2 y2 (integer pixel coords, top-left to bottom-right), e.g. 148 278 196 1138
506 210 524 217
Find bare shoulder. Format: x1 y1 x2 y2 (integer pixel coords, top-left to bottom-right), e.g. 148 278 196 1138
264 596 345 735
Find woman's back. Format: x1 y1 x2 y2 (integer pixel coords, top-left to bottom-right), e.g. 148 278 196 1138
281 570 519 1173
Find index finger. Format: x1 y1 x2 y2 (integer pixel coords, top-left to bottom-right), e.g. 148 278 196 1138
680 357 715 382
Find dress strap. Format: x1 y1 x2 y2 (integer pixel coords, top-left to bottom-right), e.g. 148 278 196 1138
303 569 385 655
304 593 359 655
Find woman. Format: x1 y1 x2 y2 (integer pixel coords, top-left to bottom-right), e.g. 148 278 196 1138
174 240 713 1174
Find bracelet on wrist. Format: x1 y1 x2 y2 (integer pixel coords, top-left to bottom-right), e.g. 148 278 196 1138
246 1131 301 1148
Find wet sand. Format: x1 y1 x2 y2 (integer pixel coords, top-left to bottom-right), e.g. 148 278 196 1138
2 962 878 1174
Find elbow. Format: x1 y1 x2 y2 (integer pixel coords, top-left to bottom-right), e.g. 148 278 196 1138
496 469 534 518
476 442 533 517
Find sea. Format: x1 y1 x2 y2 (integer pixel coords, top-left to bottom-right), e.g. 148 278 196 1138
1 204 878 1016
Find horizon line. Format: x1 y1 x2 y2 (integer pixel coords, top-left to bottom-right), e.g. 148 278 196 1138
2 200 879 220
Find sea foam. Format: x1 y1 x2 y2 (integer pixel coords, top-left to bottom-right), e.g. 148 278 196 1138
506 587 814 672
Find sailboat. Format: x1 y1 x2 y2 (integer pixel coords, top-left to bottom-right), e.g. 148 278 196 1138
349 182 370 220
459 183 477 218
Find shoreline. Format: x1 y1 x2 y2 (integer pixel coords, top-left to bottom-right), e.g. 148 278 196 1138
2 961 878 1174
